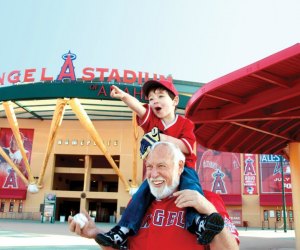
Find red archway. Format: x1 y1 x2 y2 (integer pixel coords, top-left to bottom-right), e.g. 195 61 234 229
186 43 300 248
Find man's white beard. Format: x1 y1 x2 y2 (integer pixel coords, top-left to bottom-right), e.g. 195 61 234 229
148 177 180 200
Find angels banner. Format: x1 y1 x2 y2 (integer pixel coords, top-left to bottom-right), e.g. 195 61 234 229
243 154 258 195
196 145 241 194
259 154 292 194
0 128 34 197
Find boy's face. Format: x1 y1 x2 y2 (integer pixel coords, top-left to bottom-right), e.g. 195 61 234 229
148 88 179 120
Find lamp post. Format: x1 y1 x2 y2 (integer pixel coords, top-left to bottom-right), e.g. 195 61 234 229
280 155 287 233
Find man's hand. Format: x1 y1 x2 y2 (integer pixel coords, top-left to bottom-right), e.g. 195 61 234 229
140 127 160 159
68 210 102 239
173 190 217 215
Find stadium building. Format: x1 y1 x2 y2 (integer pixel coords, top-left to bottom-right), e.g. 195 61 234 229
0 51 294 229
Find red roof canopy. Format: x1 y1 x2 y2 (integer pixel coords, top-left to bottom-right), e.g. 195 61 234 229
0 189 27 199
219 194 242 206
186 43 300 155
260 194 293 206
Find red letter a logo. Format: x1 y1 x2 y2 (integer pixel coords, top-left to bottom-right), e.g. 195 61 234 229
3 169 18 188
57 51 76 81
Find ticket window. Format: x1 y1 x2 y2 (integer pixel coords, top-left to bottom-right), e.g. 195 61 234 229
0 202 5 212
276 210 281 221
9 201 14 212
288 210 293 222
263 210 269 221
18 201 23 213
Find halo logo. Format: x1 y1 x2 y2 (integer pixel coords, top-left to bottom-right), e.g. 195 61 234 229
57 51 77 81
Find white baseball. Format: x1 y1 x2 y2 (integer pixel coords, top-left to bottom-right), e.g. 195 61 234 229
27 184 39 193
129 187 139 196
73 213 88 229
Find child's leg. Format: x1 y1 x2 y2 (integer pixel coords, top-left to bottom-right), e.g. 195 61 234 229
95 180 154 249
179 167 203 230
118 180 154 234
179 167 224 245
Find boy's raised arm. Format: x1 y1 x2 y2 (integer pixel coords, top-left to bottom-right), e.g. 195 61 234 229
110 85 146 118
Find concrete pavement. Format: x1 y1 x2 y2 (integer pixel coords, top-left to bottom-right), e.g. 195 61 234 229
238 227 295 250
0 219 296 249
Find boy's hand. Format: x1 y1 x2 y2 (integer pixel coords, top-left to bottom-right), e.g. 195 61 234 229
140 127 160 159
110 85 125 99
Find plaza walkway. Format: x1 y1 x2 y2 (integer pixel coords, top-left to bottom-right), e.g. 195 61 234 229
0 219 296 249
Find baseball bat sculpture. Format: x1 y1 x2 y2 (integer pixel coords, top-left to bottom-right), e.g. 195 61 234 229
131 112 138 188
37 98 68 187
69 98 130 191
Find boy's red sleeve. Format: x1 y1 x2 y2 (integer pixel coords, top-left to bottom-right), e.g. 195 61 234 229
180 118 196 155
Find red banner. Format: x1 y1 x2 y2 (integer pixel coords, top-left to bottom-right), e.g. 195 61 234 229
243 154 258 195
196 145 241 194
259 154 292 194
0 128 34 198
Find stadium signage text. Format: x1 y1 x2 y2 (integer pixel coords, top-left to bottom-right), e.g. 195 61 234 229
57 139 119 147
0 51 172 86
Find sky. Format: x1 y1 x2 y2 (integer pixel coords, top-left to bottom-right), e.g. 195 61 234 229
1 0 300 84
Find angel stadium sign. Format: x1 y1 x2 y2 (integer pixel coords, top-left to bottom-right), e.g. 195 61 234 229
0 51 171 87
0 51 197 109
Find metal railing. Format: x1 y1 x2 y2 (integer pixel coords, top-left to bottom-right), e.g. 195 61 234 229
262 220 270 230
275 220 294 232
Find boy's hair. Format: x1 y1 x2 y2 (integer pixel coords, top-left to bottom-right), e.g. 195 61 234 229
147 84 176 100
143 80 178 99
